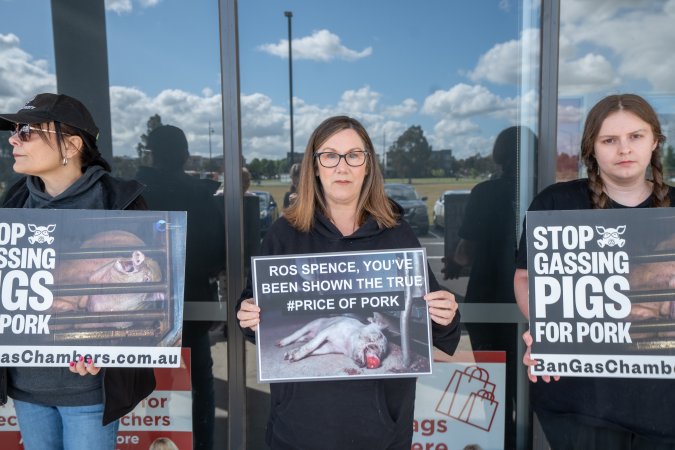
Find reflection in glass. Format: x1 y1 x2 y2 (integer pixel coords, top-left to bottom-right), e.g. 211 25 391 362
135 124 225 450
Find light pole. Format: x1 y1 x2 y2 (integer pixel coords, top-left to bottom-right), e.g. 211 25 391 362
284 11 295 165
382 130 386 180
208 120 214 161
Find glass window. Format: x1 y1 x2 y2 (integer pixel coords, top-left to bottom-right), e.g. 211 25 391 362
557 0 675 181
3 2 227 448
239 1 540 448
0 0 56 196
105 4 227 450
540 1 675 449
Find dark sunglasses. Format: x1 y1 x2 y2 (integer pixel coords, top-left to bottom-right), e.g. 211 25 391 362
13 123 70 142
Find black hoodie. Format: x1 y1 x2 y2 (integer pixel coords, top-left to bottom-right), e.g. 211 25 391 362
1 171 155 425
237 209 461 450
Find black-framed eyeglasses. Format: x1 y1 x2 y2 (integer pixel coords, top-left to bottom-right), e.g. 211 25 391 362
314 150 368 168
12 124 69 142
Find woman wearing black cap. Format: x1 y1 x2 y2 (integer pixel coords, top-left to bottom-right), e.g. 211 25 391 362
0 93 156 450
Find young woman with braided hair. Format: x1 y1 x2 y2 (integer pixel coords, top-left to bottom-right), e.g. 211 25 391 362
514 94 675 449
581 93 669 210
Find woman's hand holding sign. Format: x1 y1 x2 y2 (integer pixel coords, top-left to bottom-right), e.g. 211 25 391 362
69 356 101 376
424 290 458 326
522 330 560 383
237 298 260 331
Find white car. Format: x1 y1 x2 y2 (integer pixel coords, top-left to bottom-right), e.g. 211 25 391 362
432 190 471 228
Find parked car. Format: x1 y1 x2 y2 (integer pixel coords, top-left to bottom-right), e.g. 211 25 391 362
250 191 279 236
433 189 471 228
384 183 429 236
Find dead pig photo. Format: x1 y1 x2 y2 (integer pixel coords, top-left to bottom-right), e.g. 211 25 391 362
52 230 163 322
278 313 389 369
629 232 675 322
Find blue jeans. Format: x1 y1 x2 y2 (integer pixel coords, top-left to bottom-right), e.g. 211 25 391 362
13 400 119 450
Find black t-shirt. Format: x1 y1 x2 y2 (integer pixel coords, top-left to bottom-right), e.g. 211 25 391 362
459 176 517 303
516 178 675 442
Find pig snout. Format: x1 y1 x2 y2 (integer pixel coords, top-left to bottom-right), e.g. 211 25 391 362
114 250 145 273
366 354 381 369
364 343 383 369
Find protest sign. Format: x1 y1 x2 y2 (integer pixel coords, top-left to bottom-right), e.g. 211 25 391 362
413 350 505 450
0 209 185 368
252 248 433 382
527 208 675 378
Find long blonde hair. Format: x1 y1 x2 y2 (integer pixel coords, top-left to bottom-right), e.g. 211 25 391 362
582 93 669 208
284 116 398 232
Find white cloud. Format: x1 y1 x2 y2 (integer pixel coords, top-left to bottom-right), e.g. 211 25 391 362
468 28 539 86
559 53 620 95
105 0 132 14
105 0 161 14
258 29 372 62
433 118 480 138
419 82 535 158
0 33 56 111
560 0 675 93
383 98 417 118
421 83 517 118
0 34 459 161
338 86 380 114
440 133 494 159
558 103 584 124
111 91 216 156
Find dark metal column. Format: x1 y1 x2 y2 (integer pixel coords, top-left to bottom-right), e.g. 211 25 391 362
284 11 295 165
538 0 560 192
218 0 246 449
51 0 113 162
527 1 561 449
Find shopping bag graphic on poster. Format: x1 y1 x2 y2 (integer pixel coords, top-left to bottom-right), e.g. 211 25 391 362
435 366 499 431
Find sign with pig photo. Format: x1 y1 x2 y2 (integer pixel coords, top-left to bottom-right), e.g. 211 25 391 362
252 248 433 383
527 208 675 378
0 209 185 368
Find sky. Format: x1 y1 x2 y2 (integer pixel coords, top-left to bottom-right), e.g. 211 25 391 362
0 0 674 161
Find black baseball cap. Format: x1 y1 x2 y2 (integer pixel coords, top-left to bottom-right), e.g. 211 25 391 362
0 93 99 139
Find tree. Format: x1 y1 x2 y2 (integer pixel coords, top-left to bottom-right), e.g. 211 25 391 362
0 131 16 197
112 156 140 179
248 158 264 181
387 125 432 182
263 159 277 180
136 114 163 163
663 145 675 179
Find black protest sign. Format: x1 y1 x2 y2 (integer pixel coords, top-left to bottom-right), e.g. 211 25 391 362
252 248 433 382
527 208 675 378
0 208 185 367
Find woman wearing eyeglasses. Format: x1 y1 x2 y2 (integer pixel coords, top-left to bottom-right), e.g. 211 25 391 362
0 93 155 450
237 115 461 450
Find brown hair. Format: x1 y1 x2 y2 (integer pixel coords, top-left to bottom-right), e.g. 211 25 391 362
32 121 111 172
581 94 668 208
284 116 398 232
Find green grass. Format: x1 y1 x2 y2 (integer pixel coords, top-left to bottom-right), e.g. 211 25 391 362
251 177 481 223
